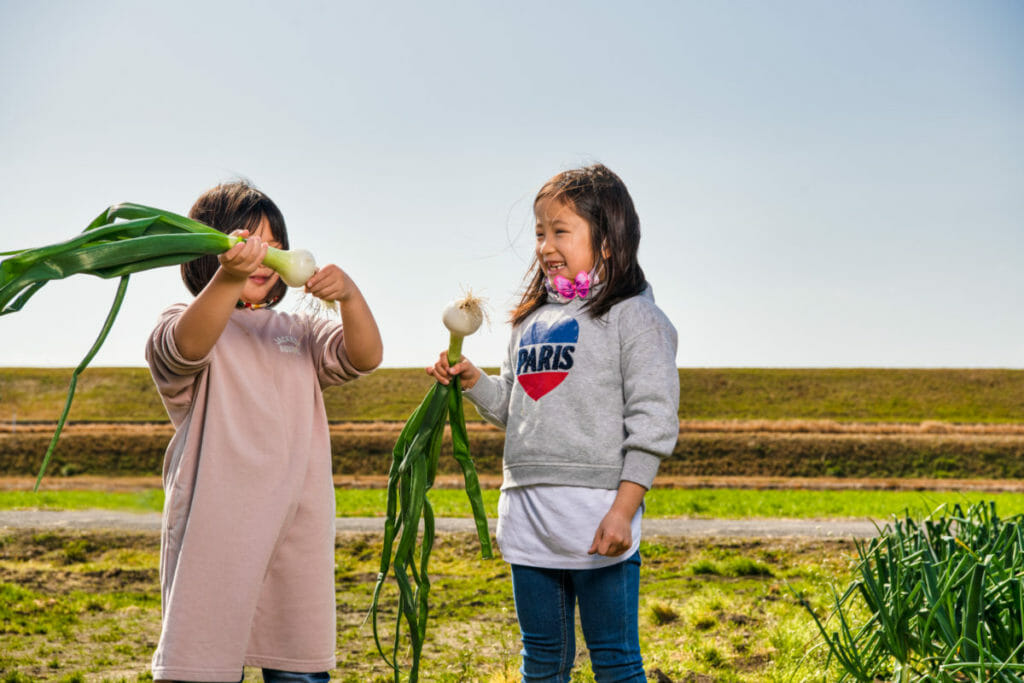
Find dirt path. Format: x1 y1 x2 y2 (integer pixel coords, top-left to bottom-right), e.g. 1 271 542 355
0 508 881 539
6 473 1012 539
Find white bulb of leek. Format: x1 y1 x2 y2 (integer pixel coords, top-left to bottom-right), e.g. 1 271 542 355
442 292 485 365
226 235 318 288
263 247 317 287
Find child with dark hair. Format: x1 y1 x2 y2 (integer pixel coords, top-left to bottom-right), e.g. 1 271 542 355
429 164 679 682
146 180 382 682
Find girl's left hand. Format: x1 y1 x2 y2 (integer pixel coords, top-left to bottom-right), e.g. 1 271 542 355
303 263 353 302
588 509 633 557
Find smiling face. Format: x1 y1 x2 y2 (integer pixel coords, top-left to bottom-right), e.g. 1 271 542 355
534 196 596 284
240 216 282 305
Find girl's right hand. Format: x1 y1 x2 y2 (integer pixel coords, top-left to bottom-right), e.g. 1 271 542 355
427 351 481 389
217 230 268 280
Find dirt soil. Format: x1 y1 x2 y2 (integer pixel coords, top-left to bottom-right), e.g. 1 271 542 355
4 473 1024 492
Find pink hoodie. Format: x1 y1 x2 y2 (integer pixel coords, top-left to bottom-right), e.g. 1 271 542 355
146 303 365 681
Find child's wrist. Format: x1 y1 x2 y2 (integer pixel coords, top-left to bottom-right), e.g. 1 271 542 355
334 277 359 305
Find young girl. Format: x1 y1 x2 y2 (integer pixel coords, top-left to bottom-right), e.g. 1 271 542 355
429 164 679 681
145 180 382 683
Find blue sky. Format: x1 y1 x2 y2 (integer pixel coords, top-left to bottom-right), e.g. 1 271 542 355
1 0 1022 369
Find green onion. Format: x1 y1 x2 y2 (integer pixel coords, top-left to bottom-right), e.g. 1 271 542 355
0 202 320 490
804 501 1024 681
370 293 492 683
441 292 485 365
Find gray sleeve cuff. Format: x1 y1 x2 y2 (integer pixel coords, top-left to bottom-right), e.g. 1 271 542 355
620 450 662 490
463 374 507 428
464 373 498 407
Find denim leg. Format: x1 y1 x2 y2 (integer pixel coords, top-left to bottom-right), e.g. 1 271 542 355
261 669 330 683
575 551 645 683
511 563 576 683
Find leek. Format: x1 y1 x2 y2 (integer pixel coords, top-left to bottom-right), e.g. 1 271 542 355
370 293 492 683
0 202 319 490
441 292 485 365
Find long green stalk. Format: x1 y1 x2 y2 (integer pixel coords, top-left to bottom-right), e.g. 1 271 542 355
369 379 492 683
32 276 130 492
1 202 317 488
448 376 493 557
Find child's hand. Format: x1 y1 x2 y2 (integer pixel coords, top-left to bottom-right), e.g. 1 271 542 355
218 230 268 280
427 351 482 389
589 482 646 557
303 263 353 302
588 509 633 557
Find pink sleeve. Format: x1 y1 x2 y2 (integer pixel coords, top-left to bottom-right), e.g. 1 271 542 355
145 304 211 426
306 317 369 388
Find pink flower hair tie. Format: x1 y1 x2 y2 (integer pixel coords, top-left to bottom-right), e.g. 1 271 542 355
549 270 591 300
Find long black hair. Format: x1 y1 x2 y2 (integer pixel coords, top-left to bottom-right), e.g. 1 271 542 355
181 180 290 307
511 163 646 326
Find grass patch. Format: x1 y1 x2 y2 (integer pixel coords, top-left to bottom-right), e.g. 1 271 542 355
0 490 165 513
5 488 1024 522
0 529 849 681
643 488 1024 519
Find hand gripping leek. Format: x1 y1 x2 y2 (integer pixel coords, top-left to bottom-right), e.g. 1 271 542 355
0 203 319 490
369 292 492 683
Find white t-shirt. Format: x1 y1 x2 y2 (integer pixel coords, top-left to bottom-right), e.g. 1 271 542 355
496 485 643 569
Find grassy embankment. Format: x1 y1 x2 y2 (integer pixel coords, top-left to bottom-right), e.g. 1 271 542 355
3 367 1024 480
4 366 1024 423
4 366 1024 522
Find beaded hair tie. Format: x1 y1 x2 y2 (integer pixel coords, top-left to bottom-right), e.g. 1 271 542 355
237 296 280 310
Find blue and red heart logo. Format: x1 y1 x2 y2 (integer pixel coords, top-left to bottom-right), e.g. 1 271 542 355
516 316 579 400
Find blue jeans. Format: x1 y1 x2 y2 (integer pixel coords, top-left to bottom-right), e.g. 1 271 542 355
260 671 329 683
510 551 645 683
232 670 329 682
261 671 329 683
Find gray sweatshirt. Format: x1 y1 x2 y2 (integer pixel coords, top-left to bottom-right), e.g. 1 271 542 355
465 285 680 491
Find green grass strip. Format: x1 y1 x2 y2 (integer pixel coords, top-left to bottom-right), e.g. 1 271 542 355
5 488 1024 521
0 490 166 512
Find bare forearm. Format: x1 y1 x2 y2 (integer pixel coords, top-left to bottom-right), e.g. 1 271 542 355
174 270 246 360
610 480 647 519
174 228 269 360
338 285 383 371
302 263 382 371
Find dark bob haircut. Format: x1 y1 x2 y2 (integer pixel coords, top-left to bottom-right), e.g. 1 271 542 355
181 180 290 307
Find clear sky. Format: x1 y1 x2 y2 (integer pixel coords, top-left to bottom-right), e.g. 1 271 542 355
1 0 1022 369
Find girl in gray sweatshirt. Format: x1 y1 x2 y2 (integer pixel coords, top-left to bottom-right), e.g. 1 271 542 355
429 164 679 683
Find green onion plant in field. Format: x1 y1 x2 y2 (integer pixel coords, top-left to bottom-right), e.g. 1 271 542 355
805 501 1024 681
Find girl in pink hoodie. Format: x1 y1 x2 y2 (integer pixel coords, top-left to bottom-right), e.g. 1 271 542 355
146 180 382 682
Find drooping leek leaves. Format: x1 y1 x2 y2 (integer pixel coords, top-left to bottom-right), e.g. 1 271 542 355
32 276 130 491
370 376 493 683
0 203 234 315
0 203 310 489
